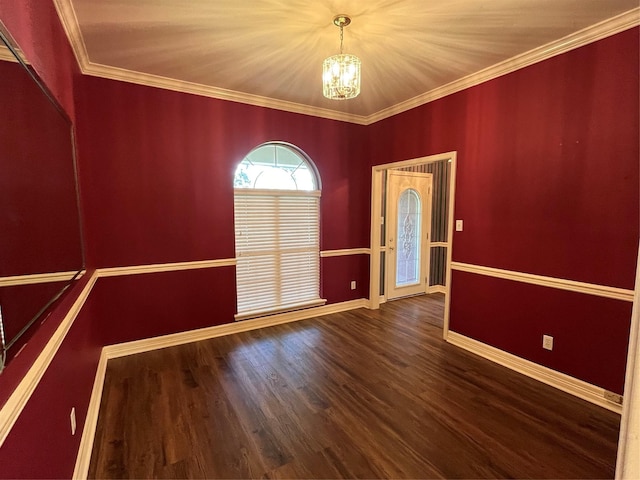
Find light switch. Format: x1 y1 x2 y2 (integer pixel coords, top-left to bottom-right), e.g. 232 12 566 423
455 220 463 232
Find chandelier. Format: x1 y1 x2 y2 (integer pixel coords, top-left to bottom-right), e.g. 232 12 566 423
322 15 361 100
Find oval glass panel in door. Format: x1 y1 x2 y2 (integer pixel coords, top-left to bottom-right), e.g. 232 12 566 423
396 189 422 287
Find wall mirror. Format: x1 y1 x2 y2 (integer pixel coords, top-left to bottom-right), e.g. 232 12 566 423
0 21 84 372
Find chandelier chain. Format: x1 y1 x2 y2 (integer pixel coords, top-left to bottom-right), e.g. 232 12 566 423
339 25 344 54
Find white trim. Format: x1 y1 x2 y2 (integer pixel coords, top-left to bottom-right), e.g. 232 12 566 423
72 349 108 480
53 0 639 125
320 248 370 257
615 242 640 479
427 285 447 294
443 154 457 338
368 152 457 339
452 262 634 302
234 299 327 321
0 270 84 287
376 152 457 171
368 168 384 309
0 45 18 63
365 8 640 124
104 298 367 359
0 271 98 447
86 64 366 125
53 0 90 73
234 188 321 197
70 297 367 478
96 258 236 277
0 31 29 65
430 242 449 248
447 331 623 414
0 259 236 450
52 0 366 124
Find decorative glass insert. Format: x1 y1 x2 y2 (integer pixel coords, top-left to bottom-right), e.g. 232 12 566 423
396 188 421 287
234 143 317 191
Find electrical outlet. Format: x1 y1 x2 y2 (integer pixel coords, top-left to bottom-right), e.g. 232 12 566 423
350 280 356 290
542 335 554 351
70 407 76 435
455 220 463 231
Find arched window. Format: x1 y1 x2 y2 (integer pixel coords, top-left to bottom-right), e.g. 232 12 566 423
233 142 324 319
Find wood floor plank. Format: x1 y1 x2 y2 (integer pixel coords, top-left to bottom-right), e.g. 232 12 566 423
89 293 620 479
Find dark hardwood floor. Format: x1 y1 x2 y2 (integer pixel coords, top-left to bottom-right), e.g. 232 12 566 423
89 293 620 478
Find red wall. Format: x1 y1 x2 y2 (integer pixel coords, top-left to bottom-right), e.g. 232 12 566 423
72 74 372 336
0 0 638 476
0 274 99 479
0 281 70 351
89 268 237 345
369 28 639 394
74 76 370 269
450 272 633 393
0 0 78 120
322 255 370 304
0 2 99 478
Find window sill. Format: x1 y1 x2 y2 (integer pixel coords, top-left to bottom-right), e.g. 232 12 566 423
234 299 327 322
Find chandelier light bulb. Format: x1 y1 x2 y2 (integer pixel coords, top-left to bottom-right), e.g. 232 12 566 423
323 15 361 100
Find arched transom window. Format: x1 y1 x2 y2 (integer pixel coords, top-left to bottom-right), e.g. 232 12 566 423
233 142 324 319
234 143 318 190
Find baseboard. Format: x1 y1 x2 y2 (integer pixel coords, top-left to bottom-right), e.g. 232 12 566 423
447 331 623 414
104 298 368 359
428 285 446 294
73 350 108 479
73 298 368 475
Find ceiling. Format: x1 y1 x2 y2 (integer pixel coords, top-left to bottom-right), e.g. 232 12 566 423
56 0 639 124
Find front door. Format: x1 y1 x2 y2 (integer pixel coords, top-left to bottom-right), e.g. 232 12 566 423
385 170 432 300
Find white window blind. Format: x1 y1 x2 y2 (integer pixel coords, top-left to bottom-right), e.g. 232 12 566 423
234 189 322 319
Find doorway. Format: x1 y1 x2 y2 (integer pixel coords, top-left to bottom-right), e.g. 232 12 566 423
369 151 457 337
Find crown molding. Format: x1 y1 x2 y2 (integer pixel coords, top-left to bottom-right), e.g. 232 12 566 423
366 7 640 125
364 7 640 124
53 0 90 70
54 1 638 126
53 0 368 125
82 62 370 125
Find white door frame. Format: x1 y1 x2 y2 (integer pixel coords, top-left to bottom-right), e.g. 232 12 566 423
368 151 457 338
615 241 640 479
